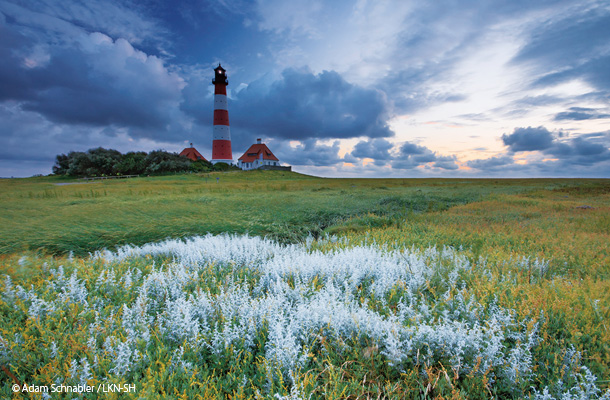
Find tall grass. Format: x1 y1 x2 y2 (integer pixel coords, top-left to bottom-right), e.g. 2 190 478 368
0 172 600 256
0 173 608 398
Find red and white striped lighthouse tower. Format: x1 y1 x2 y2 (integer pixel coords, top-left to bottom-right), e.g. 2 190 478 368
211 64 233 164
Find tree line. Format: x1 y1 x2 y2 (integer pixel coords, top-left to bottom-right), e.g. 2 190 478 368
53 147 235 177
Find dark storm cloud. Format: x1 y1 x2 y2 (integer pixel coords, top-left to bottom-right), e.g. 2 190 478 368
0 22 36 101
233 68 393 141
554 107 610 121
182 67 393 144
0 0 190 158
501 126 554 152
0 18 186 139
0 2 190 177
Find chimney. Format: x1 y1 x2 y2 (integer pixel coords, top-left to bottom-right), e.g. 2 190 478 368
257 138 262 144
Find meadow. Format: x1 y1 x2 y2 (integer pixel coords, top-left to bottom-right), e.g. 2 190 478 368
0 171 609 399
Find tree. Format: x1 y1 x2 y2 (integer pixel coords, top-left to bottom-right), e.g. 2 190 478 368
144 150 192 174
65 151 93 176
116 152 147 175
52 148 204 177
87 147 122 175
52 154 70 175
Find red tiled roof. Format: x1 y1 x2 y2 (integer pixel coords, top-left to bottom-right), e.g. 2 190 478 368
238 143 279 162
179 147 207 162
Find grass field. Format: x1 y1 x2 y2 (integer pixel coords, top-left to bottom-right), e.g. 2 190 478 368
0 171 609 399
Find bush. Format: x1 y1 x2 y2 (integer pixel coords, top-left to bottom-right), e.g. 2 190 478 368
190 159 213 173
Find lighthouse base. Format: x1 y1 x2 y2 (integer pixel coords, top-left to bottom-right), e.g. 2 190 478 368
211 159 234 165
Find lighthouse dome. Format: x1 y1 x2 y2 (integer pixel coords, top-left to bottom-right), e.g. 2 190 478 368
213 64 228 85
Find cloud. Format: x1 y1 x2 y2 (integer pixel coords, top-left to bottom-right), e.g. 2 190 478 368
0 22 36 101
344 139 457 171
391 142 458 170
270 139 343 167
399 142 430 156
253 0 327 37
546 136 610 165
501 126 554 152
468 126 610 175
497 94 566 118
0 23 187 138
391 149 436 169
433 155 459 170
371 1 575 115
184 67 393 145
513 4 610 69
510 95 566 108
513 4 610 97
0 5 192 177
500 125 610 164
0 103 186 177
31 33 183 131
0 0 167 51
350 138 394 166
467 155 515 170
391 141 444 170
554 107 610 121
3 0 609 179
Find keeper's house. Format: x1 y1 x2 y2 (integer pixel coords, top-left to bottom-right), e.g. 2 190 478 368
238 139 289 171
179 144 207 161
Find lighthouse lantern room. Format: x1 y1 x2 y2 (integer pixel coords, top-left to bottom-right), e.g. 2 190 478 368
211 64 233 164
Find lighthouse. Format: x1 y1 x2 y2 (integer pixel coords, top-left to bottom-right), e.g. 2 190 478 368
211 64 233 164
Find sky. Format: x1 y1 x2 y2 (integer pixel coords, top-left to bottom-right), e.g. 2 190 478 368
1 0 609 178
